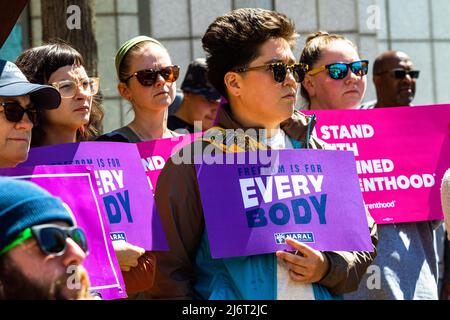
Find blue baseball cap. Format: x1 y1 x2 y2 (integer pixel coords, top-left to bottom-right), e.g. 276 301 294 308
0 59 61 109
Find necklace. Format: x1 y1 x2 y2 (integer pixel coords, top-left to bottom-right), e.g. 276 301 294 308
128 125 174 141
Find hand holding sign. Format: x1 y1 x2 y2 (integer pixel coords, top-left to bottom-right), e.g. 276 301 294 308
113 241 145 272
276 238 330 284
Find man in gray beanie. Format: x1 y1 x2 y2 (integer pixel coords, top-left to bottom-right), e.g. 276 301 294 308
0 177 91 299
0 59 61 168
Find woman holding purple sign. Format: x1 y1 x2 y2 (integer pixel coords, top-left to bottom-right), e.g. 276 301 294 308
15 42 104 147
95 35 184 296
149 8 378 300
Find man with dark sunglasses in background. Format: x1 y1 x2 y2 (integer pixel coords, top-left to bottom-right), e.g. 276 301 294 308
362 51 419 109
0 59 60 168
0 177 92 299
351 51 448 300
370 51 449 301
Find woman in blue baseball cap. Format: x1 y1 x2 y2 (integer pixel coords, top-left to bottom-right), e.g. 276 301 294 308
0 59 61 167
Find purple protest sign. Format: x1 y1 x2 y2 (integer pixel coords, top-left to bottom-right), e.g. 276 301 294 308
20 142 168 251
195 149 373 259
0 165 126 300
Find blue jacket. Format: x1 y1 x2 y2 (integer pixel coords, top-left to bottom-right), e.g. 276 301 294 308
194 232 341 299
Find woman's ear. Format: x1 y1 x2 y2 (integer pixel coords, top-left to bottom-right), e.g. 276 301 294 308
118 82 132 102
302 74 316 98
224 71 242 98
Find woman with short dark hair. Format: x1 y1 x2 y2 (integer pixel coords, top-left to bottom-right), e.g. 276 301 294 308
150 8 378 300
16 42 103 146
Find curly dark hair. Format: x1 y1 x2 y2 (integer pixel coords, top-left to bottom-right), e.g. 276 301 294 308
202 8 298 99
15 42 104 147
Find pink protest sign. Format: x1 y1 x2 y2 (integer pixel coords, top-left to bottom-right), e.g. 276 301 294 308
0 165 126 300
137 133 202 193
304 104 450 224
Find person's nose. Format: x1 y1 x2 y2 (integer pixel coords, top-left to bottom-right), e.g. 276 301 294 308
15 111 34 130
154 73 167 88
62 237 87 267
345 67 360 85
283 68 298 89
74 82 91 101
402 73 414 85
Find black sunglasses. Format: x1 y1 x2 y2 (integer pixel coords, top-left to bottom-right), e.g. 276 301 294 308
234 62 309 83
0 101 39 125
308 60 369 80
31 224 88 256
384 68 420 79
124 65 180 86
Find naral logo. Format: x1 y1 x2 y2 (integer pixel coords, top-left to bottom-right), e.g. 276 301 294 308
274 232 315 244
110 232 127 241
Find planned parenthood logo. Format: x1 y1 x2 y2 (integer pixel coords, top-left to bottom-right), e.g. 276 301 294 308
274 232 315 244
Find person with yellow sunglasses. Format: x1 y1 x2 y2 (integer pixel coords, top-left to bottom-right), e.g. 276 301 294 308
300 31 368 110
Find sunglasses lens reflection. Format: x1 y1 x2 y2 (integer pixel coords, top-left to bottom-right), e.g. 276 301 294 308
3 103 38 125
5 104 23 122
393 69 419 79
351 61 369 76
136 66 180 86
328 64 348 79
71 229 88 253
327 61 368 80
393 70 406 79
410 71 420 79
136 71 157 86
270 63 306 83
40 228 66 254
37 226 88 255
271 64 287 83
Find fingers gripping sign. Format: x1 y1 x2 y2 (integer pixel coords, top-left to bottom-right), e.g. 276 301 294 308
275 238 330 283
112 240 145 272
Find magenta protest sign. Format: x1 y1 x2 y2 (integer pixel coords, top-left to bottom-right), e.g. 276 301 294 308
137 133 202 193
304 104 450 224
20 142 168 250
0 165 126 300
195 149 373 259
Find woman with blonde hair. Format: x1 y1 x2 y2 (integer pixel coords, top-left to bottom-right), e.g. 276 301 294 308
96 36 179 142
299 31 368 110
96 36 181 296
